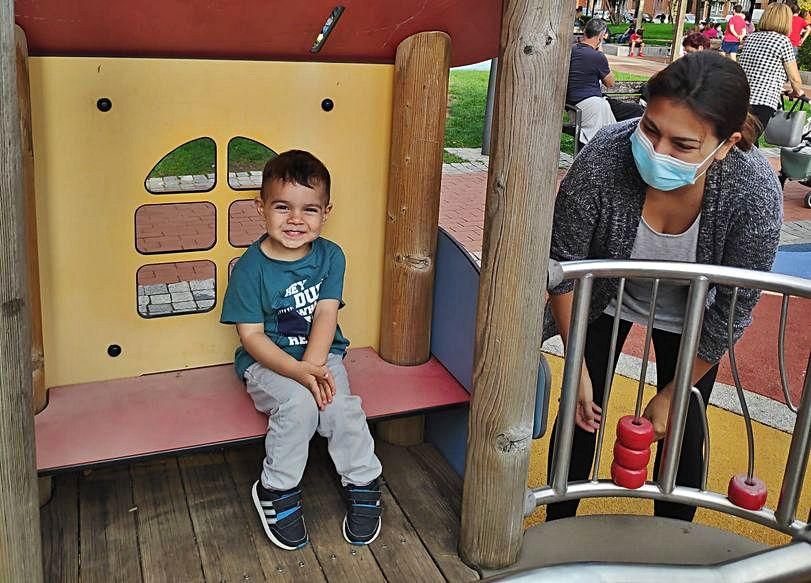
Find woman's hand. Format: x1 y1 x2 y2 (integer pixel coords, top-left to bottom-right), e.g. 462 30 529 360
575 365 602 433
642 386 673 441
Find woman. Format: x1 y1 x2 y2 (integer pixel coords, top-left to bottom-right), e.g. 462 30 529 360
544 51 782 522
738 2 805 140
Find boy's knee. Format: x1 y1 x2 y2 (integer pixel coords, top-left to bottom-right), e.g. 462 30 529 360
322 393 365 425
281 388 319 426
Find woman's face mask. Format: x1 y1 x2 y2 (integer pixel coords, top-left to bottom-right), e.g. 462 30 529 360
630 125 725 191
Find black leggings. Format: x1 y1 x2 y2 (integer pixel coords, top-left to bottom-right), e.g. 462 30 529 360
750 104 775 146
546 313 719 522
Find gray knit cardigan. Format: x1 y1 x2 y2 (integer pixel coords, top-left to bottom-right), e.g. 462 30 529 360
544 120 783 363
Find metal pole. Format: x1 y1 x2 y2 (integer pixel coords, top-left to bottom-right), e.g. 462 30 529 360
775 354 811 526
551 275 594 494
481 58 498 156
658 276 709 494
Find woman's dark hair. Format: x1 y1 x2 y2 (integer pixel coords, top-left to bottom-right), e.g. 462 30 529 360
646 51 758 151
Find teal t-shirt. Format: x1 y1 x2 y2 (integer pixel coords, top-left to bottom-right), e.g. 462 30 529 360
221 235 350 378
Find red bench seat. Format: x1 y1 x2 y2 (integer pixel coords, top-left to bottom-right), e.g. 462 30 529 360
34 347 470 473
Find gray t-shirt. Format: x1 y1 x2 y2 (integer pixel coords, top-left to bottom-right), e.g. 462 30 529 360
604 215 700 333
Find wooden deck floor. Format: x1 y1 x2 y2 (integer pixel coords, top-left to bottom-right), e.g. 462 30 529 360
40 438 480 582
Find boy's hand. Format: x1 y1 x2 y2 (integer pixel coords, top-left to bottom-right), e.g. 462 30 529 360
292 361 336 409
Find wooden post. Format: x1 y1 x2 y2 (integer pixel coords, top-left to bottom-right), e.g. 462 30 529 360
15 25 45 414
0 4 45 581
377 32 451 446
670 0 688 63
459 0 574 570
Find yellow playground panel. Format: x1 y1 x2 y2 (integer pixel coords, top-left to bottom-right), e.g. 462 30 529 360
29 57 393 387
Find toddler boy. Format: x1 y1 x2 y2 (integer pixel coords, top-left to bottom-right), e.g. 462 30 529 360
221 150 382 550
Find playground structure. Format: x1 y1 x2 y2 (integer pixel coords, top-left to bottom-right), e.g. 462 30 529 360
1 0 810 581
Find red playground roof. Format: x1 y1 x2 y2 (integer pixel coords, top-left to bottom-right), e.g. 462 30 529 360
14 1 502 67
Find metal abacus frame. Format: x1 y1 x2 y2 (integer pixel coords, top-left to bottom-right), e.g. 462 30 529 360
531 259 811 546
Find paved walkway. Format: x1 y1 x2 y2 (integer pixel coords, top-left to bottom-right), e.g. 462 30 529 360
438 153 810 433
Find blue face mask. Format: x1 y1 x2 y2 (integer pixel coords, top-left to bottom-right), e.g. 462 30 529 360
630 125 725 191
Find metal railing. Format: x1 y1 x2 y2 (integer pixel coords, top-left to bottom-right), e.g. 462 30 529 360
530 259 811 545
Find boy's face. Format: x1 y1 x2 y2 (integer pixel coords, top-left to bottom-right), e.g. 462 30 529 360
256 178 331 260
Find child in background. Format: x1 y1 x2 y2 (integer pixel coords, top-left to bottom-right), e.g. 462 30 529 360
630 28 645 57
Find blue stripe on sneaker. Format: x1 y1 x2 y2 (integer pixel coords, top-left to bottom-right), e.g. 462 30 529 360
275 506 300 521
352 503 380 508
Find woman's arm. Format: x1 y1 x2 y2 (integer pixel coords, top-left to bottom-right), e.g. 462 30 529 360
784 59 805 96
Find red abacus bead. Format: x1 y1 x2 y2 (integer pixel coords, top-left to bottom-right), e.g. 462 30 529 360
617 415 654 450
611 461 647 489
613 440 651 471
727 474 768 511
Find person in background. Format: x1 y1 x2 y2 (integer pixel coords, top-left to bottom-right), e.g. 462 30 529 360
703 21 719 40
739 2 805 142
682 32 711 55
789 3 811 55
630 28 645 57
722 4 747 60
618 24 634 44
566 19 646 147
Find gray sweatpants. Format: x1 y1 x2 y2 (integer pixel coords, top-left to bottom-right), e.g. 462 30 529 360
244 353 382 491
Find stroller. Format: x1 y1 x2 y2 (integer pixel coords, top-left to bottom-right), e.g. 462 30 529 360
776 96 811 209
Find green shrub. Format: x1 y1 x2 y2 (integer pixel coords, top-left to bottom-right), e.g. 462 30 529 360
799 40 811 72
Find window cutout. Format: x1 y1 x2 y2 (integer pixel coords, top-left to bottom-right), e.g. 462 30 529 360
229 199 266 247
145 137 216 194
228 137 277 190
135 202 216 254
137 260 216 318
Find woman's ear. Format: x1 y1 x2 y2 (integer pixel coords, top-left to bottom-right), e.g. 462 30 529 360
715 132 742 161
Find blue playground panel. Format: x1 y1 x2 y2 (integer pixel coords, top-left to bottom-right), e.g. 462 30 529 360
773 243 811 279
426 228 551 477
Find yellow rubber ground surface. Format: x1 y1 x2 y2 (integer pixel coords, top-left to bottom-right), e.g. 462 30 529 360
526 356 811 546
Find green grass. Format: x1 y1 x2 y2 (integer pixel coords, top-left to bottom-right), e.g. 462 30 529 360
445 70 490 149
148 136 276 178
228 138 276 173
444 68 652 157
443 151 468 163
615 72 650 82
149 138 216 177
607 22 709 46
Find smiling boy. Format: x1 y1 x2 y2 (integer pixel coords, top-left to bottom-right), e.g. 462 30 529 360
221 150 382 550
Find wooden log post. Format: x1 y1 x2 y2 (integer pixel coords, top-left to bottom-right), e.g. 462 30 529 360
377 32 451 446
15 25 45 415
459 0 575 570
0 4 45 581
670 0 688 63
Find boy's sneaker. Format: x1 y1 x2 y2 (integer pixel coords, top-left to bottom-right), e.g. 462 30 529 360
342 479 382 545
251 481 308 550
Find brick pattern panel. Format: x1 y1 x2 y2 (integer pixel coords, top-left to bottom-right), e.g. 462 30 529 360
135 202 216 254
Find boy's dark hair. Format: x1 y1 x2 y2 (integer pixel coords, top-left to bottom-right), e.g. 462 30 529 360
647 51 758 151
734 4 743 13
260 150 331 203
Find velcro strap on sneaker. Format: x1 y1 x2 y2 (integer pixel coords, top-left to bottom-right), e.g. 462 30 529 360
346 489 381 504
349 504 382 519
269 490 303 514
274 505 303 529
